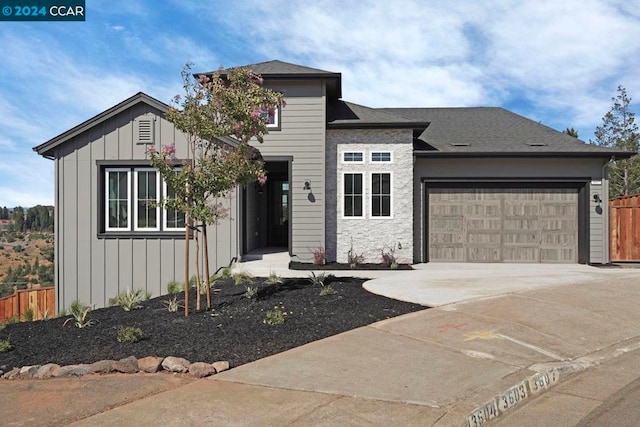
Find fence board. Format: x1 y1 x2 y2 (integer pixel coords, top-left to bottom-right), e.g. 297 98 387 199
610 195 640 262
0 286 55 322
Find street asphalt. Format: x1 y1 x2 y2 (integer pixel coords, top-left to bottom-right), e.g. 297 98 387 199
2 262 640 426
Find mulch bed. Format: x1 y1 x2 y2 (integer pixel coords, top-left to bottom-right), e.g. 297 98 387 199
289 262 413 270
0 276 425 371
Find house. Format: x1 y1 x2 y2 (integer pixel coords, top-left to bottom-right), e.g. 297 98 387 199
34 60 634 311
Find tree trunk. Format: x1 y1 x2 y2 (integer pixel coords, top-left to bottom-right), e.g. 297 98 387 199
184 215 190 317
203 224 211 309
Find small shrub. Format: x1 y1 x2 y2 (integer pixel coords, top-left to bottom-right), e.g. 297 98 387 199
116 326 143 343
263 271 283 286
144 291 152 300
347 250 365 269
23 307 34 322
264 306 286 325
220 264 233 278
0 323 5 331
233 270 253 286
319 285 337 296
63 300 94 328
312 247 326 265
167 281 182 295
380 244 398 268
109 288 144 311
0 339 12 353
13 244 24 253
163 296 182 313
308 272 328 287
245 285 259 299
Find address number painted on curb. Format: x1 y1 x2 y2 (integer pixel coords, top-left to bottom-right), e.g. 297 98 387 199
466 369 561 426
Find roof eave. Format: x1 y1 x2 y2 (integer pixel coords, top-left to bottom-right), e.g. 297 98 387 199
328 122 429 130
413 151 637 159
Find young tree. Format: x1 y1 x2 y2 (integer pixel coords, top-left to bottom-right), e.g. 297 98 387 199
12 206 24 232
592 86 640 197
150 65 284 316
563 127 579 138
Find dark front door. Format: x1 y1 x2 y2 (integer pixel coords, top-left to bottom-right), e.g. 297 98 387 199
267 178 289 247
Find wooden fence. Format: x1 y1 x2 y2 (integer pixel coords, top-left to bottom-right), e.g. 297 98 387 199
0 286 55 322
610 195 640 262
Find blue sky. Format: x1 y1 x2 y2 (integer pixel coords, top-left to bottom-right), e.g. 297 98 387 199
1 0 639 207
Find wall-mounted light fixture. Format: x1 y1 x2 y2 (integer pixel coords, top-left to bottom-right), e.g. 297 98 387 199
303 180 312 191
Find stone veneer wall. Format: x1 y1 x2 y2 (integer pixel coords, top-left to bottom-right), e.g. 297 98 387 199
325 129 413 264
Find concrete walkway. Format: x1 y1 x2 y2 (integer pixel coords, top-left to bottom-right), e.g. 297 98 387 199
4 262 640 426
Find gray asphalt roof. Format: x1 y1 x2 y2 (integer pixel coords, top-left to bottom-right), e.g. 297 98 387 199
327 101 428 128
381 107 634 157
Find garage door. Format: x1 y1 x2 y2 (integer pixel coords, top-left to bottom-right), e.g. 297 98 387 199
428 188 578 263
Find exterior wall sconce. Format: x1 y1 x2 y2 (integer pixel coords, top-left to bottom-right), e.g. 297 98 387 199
303 180 311 191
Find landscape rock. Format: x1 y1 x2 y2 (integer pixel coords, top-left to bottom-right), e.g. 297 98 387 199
89 360 115 374
189 362 215 378
3 368 20 379
19 365 41 378
162 356 191 373
34 363 61 379
138 356 163 373
113 356 138 373
52 364 91 377
212 361 230 373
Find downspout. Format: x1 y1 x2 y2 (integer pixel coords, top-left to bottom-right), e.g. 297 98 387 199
602 156 614 264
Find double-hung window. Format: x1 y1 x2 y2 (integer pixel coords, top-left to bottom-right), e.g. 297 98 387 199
103 166 185 234
343 173 363 217
371 173 391 217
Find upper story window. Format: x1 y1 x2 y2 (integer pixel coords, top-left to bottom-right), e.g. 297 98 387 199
342 152 364 163
371 151 392 162
260 107 280 129
103 166 184 235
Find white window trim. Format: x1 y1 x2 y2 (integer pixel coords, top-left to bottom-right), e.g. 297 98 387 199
133 168 160 232
163 178 185 231
341 172 365 219
105 168 131 232
370 151 393 163
369 171 393 219
341 151 365 164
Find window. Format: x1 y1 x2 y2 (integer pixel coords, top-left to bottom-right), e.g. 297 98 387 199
134 169 160 231
342 152 364 163
106 169 131 231
371 151 391 162
103 166 184 234
260 107 280 129
163 180 186 231
371 173 391 217
343 173 363 217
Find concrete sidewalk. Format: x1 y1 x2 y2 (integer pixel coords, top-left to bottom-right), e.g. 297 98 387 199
62 267 640 426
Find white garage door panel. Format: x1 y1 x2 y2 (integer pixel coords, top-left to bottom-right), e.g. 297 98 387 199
428 188 578 263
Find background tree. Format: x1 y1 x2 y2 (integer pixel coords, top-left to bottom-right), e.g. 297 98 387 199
592 86 640 197
150 65 284 316
12 206 24 232
563 127 579 138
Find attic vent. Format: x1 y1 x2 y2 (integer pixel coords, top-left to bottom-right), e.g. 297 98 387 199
135 116 155 145
450 142 470 147
526 142 547 147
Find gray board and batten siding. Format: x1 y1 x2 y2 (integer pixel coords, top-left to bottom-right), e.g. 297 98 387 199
38 95 239 311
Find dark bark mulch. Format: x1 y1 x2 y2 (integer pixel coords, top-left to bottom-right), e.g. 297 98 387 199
0 276 424 371
289 262 413 270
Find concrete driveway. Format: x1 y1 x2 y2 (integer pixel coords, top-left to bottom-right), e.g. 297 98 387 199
364 263 640 306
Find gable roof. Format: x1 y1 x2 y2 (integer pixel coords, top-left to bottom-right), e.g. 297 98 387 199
382 107 635 158
201 60 342 100
34 92 170 159
327 101 428 129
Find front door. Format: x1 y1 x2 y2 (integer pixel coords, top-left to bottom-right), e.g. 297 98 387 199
267 178 289 247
